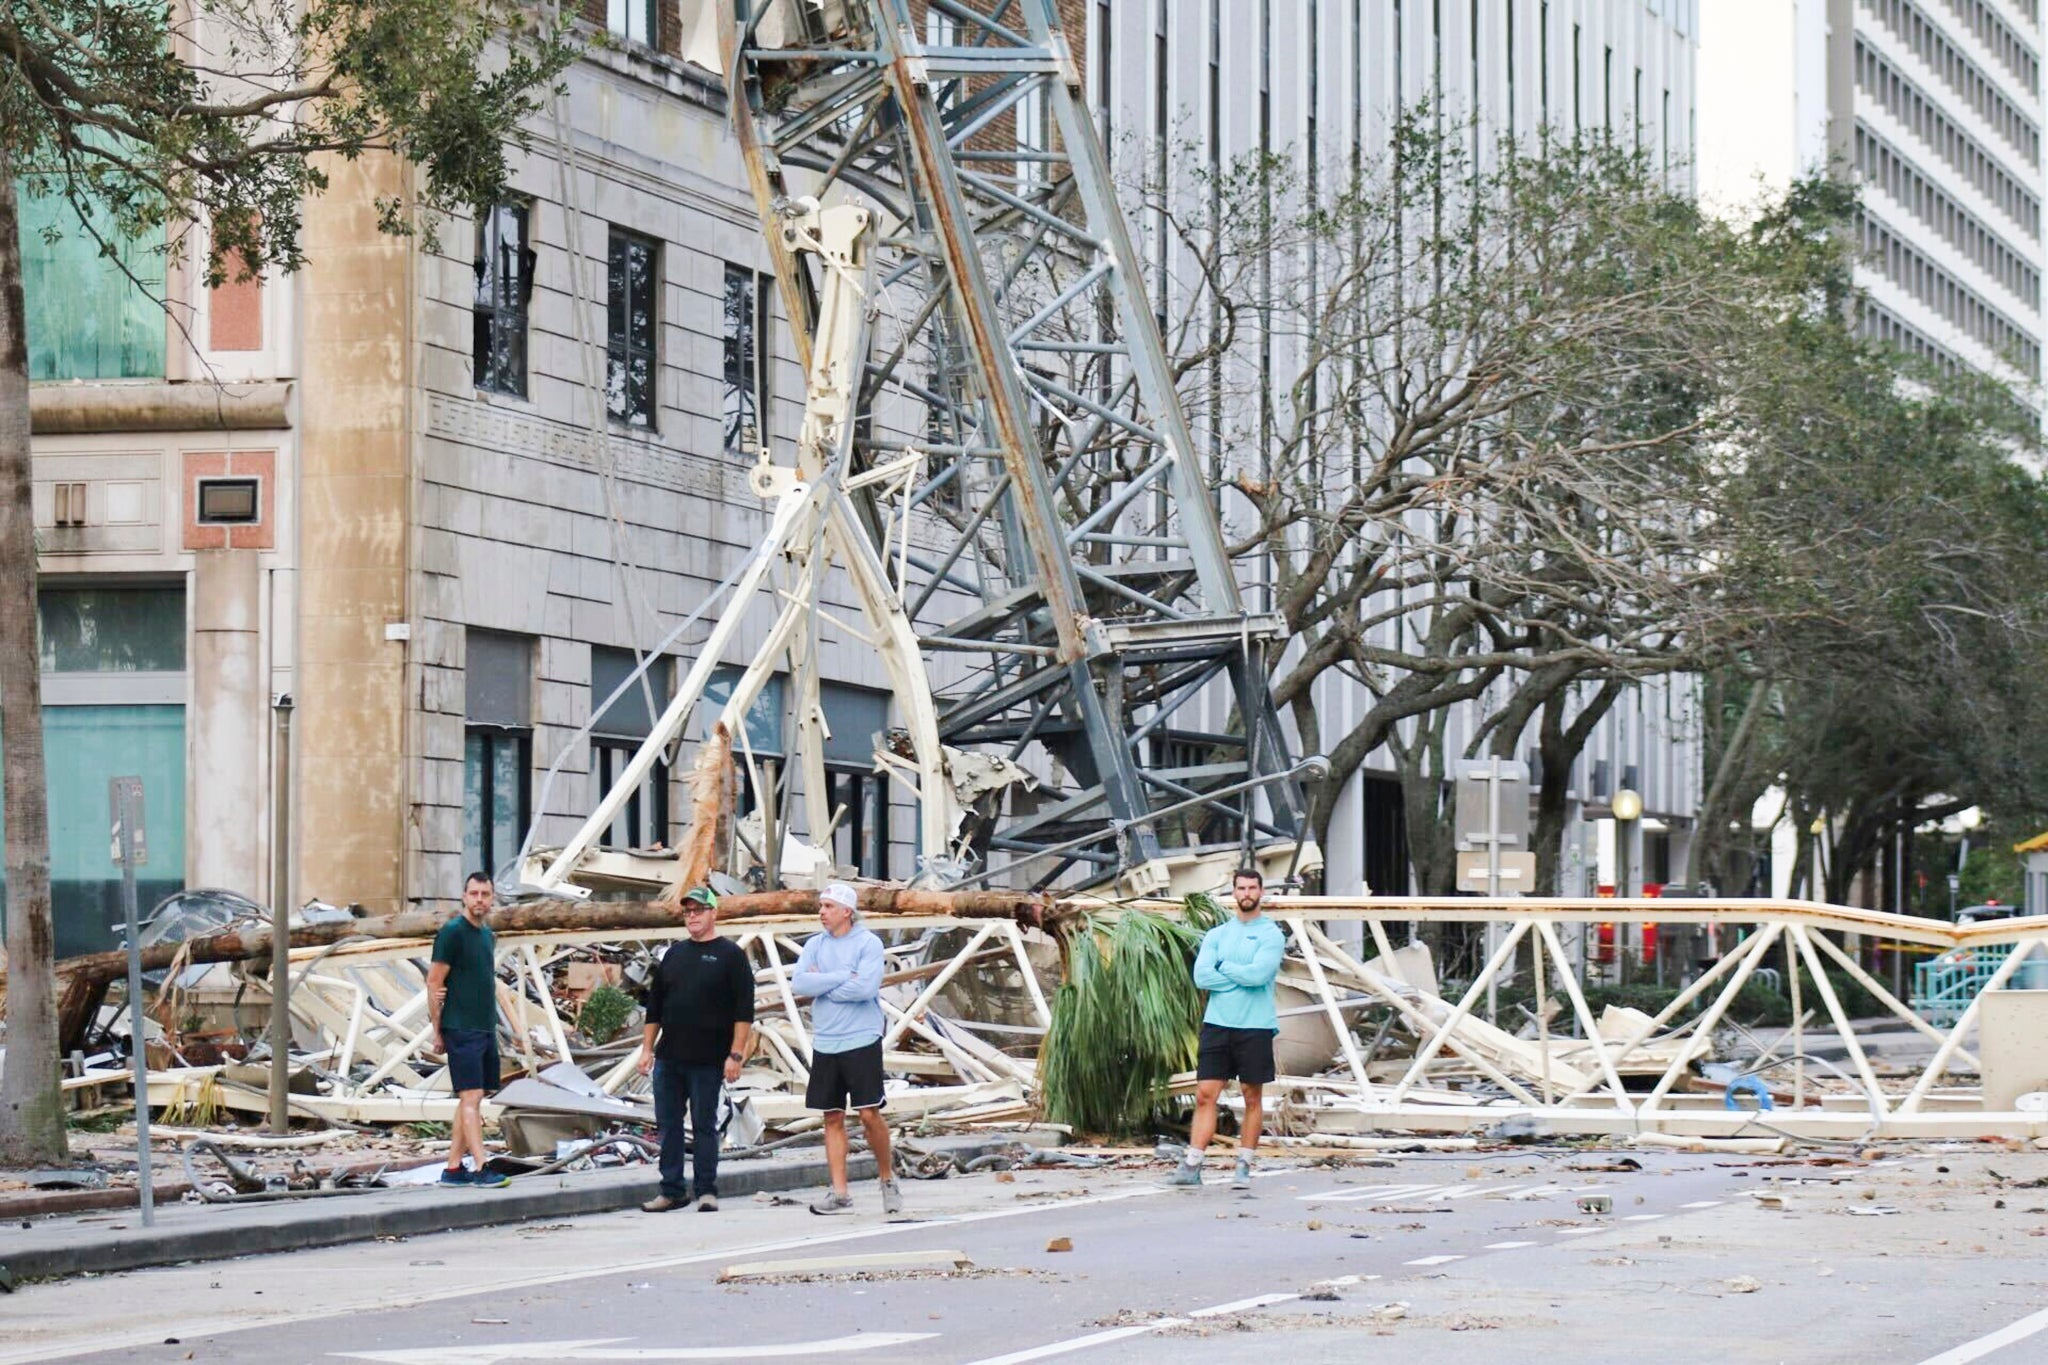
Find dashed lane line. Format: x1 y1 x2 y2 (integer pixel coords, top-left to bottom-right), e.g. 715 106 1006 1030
959 1276 1377 1364
1404 1254 1466 1267
1916 1304 2048 1365
1485 1241 1539 1249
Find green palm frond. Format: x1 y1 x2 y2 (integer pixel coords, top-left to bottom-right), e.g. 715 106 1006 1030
1039 896 1224 1135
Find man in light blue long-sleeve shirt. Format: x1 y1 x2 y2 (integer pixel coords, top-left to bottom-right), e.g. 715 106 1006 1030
1173 866 1285 1191
791 881 902 1216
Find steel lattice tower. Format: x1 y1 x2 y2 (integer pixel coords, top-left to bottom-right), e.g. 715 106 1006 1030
720 0 1313 893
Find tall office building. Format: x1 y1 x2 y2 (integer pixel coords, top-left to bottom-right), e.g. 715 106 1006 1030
1090 3 1704 897
1701 0 2045 385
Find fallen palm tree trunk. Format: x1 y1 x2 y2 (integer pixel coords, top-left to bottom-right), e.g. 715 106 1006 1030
20 886 1055 1053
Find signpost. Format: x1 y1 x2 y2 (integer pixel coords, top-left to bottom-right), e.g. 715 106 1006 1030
1456 759 1530 1021
110 776 154 1228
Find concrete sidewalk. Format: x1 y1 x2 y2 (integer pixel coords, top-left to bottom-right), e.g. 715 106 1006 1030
0 1149 876 1284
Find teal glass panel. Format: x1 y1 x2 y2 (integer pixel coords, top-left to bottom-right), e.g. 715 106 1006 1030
0 704 186 956
463 730 487 872
17 184 166 380
43 706 185 884
39 586 186 672
491 737 522 868
702 667 784 756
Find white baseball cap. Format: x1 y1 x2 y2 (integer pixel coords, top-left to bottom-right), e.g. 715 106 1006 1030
821 881 860 910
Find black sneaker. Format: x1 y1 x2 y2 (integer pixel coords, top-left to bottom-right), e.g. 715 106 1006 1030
439 1167 472 1187
470 1169 511 1188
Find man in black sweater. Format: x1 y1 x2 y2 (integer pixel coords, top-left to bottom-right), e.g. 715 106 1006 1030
637 887 755 1212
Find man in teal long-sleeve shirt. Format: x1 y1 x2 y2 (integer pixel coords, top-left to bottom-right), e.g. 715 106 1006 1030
1173 866 1285 1191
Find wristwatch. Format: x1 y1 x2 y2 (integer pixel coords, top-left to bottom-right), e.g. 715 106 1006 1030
727 1051 745 1062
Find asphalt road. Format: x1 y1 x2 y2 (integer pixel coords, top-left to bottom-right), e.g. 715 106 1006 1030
8 1149 2048 1365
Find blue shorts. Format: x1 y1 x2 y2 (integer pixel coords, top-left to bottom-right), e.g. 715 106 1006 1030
444 1028 500 1094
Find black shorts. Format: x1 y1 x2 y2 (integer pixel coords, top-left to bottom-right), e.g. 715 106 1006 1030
444 1027 500 1094
1196 1023 1276 1085
805 1040 886 1112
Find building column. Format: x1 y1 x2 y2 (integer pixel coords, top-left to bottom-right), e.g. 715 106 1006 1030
189 549 264 893
295 150 412 914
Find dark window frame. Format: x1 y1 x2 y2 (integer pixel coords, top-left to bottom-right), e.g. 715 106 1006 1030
474 202 535 398
721 262 773 456
590 737 671 851
607 227 660 430
606 0 656 47
195 477 261 525
464 726 533 879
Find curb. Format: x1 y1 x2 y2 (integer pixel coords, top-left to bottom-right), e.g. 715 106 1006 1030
1 1150 879 1284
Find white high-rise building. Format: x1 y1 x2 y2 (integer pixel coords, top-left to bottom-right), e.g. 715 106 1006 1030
1090 3 1705 897
1701 0 2045 385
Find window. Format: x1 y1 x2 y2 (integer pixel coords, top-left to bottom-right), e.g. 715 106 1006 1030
607 0 655 46
702 665 785 760
38 585 186 673
722 263 772 455
474 203 533 398
820 684 892 878
195 478 260 524
17 185 165 381
6 585 189 955
590 646 671 850
464 630 533 878
607 228 658 429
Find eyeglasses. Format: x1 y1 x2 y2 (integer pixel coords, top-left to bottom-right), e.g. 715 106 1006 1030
684 903 717 913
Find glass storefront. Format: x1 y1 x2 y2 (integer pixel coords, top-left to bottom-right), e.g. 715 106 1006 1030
0 585 188 956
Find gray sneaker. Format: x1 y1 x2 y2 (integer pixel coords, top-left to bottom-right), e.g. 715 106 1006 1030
810 1189 855 1215
1167 1161 1203 1188
880 1180 904 1216
641 1194 682 1212
1230 1157 1253 1191
695 1193 719 1212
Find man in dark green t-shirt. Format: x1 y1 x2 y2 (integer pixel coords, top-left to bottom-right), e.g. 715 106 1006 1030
429 871 506 1187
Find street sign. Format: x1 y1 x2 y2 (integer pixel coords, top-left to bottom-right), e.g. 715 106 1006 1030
108 776 147 867
1453 760 1529 852
1458 851 1538 892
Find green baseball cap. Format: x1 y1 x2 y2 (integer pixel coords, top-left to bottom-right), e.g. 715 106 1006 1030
681 886 718 909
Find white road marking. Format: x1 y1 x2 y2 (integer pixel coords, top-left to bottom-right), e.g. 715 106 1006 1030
1433 1184 1530 1200
1404 1254 1466 1266
962 1289 1310 1364
1485 1240 1538 1249
961 1322 1192 1365
1680 1200 1723 1209
331 1333 938 1364
1622 1214 1665 1222
1311 1274 1381 1287
1190 1293 1301 1317
0 1185 1170 1365
1555 1227 1603 1236
1916 1305 2048 1365
1296 1183 1440 1203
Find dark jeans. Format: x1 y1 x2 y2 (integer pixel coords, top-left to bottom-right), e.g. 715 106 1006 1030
652 1060 723 1199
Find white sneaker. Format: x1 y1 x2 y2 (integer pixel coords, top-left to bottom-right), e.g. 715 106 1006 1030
1230 1157 1253 1190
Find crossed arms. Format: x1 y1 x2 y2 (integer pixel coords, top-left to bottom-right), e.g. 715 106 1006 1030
1193 927 1283 993
792 933 884 1002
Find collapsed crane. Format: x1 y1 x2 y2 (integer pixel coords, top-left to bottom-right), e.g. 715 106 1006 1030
527 0 1321 901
